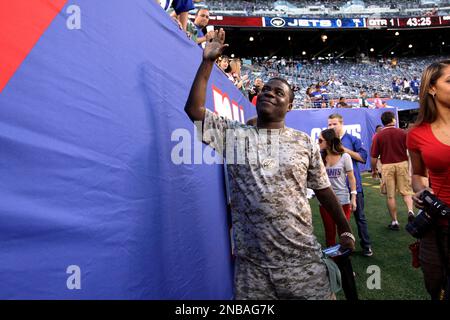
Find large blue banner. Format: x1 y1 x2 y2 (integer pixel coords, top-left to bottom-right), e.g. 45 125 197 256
0 0 259 299
285 108 391 171
0 0 397 300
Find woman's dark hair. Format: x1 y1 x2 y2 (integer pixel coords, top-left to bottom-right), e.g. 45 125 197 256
416 60 450 126
320 128 344 165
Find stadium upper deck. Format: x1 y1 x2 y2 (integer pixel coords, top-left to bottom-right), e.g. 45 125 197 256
194 0 450 18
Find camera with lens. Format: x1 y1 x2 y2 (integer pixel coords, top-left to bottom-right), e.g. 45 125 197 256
406 190 450 238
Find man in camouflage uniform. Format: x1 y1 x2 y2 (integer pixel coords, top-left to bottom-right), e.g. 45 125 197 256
184 29 355 300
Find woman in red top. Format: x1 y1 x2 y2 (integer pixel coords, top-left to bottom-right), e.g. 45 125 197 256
407 60 450 300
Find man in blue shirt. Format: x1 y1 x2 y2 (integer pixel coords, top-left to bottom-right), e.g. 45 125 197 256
410 77 420 95
328 113 373 257
310 85 323 108
186 8 210 46
392 78 400 94
159 0 195 31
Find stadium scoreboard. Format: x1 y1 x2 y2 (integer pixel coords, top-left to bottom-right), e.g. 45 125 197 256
367 16 450 28
264 17 366 28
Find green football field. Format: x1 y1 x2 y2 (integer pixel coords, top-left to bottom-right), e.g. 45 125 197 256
310 172 429 300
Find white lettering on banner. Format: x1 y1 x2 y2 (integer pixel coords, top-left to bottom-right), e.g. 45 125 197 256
212 85 244 122
239 108 245 124
310 124 362 141
212 87 232 120
345 124 361 140
310 127 327 142
66 5 81 30
66 265 81 290
232 101 240 122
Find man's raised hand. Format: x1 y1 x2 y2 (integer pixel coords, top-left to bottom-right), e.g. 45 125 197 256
203 28 228 61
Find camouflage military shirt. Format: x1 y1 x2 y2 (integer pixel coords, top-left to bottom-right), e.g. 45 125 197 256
201 110 331 268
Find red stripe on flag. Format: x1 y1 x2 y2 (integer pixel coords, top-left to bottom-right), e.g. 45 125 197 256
0 0 68 93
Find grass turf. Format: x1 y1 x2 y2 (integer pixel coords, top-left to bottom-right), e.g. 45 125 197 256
310 172 429 300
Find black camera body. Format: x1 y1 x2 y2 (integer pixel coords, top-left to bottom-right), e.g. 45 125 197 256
406 191 450 238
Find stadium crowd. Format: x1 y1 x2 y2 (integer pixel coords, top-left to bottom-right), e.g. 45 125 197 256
158 0 446 110
236 56 432 109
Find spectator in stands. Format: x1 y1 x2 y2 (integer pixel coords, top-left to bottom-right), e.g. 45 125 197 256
158 0 195 31
304 87 313 108
334 97 350 108
370 111 414 231
328 114 373 257
426 7 438 16
319 81 328 93
373 92 384 109
392 77 400 94
184 29 355 299
359 91 370 108
248 78 264 103
318 129 357 247
222 61 235 83
403 78 411 94
410 76 420 95
229 58 249 94
216 55 230 73
186 8 210 46
311 85 323 108
320 81 330 105
407 59 450 300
